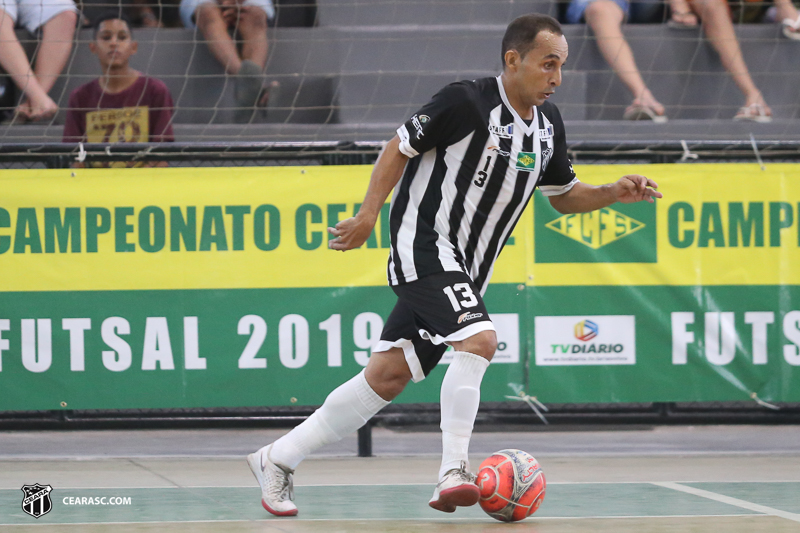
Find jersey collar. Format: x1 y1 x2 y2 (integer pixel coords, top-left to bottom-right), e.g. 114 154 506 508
495 75 538 138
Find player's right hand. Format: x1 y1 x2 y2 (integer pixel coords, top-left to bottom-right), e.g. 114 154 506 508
328 215 376 251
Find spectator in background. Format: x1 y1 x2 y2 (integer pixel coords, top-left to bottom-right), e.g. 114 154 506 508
180 0 276 122
567 0 773 121
63 13 174 149
773 0 800 39
566 0 668 121
81 0 166 28
718 0 799 39
79 0 181 29
667 0 772 120
0 0 78 121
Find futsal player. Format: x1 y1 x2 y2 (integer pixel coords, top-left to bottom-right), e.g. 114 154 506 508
247 13 662 516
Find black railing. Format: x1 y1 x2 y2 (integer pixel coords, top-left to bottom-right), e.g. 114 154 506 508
1 140 799 168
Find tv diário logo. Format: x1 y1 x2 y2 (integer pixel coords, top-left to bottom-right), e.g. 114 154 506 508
534 315 636 366
574 320 599 342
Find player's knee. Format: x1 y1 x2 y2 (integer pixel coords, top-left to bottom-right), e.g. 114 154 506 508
369 367 410 400
458 330 497 361
364 351 411 401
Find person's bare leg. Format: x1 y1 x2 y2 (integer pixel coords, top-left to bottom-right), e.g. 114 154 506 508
774 0 799 22
689 0 768 108
195 2 241 74
584 0 665 115
0 10 57 119
34 10 77 94
237 6 267 69
363 348 413 400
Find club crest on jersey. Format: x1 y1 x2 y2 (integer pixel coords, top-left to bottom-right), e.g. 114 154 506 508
515 152 537 170
538 125 554 140
541 147 553 172
21 484 53 519
488 123 513 139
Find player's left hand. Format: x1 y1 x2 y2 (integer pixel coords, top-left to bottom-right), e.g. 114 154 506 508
612 174 663 204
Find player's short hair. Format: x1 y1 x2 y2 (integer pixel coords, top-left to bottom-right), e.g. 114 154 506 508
93 12 134 40
501 14 563 67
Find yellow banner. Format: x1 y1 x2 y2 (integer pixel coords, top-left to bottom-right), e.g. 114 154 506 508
528 163 800 286
0 163 797 292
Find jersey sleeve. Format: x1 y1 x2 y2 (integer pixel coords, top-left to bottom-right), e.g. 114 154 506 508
537 103 578 197
396 82 479 158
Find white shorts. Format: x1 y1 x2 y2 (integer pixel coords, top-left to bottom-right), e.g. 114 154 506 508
179 0 274 29
0 0 77 33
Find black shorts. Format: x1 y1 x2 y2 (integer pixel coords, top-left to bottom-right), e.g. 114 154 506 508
374 271 495 382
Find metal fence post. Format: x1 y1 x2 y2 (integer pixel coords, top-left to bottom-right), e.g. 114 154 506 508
357 422 372 457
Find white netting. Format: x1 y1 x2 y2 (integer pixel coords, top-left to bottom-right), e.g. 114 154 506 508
0 0 798 146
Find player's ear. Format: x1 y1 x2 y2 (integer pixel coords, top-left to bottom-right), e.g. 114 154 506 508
131 40 138 55
89 41 97 55
504 49 520 71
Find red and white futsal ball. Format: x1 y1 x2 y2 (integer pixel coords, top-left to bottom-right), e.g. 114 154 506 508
476 449 546 522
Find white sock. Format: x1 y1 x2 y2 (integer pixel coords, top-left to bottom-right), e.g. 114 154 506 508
438 351 490 480
268 370 390 469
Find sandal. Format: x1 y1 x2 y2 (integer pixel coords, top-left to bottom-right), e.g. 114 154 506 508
782 15 800 41
623 103 668 123
668 10 699 29
733 102 772 123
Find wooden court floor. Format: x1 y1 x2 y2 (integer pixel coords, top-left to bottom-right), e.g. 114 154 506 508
1 426 799 532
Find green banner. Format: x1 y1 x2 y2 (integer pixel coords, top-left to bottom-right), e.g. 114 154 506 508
527 286 800 403
0 287 525 410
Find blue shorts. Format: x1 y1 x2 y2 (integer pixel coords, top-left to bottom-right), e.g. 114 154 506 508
566 0 629 23
566 0 663 24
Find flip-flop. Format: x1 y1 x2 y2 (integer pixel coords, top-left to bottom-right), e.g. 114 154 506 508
667 10 699 29
733 102 772 123
623 104 668 123
782 15 800 40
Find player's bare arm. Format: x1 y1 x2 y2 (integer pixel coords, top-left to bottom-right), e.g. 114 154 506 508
547 175 662 214
328 135 408 251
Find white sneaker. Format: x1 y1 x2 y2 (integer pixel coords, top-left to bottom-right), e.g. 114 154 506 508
428 461 480 513
246 444 298 516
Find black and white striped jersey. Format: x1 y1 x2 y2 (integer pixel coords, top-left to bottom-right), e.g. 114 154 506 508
389 75 578 293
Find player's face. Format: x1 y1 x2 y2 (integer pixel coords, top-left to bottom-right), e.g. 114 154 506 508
517 31 569 107
91 20 137 69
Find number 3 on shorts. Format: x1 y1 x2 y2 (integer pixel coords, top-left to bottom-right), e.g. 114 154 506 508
442 283 479 312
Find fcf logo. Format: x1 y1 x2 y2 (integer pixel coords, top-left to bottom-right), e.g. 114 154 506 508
21 484 53 518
